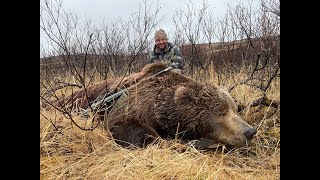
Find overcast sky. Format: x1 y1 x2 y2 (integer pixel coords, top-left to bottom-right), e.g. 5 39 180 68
61 0 232 19
60 0 259 35
40 0 260 54
61 0 237 21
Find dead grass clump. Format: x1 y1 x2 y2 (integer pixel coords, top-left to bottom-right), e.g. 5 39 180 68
40 66 279 179
40 108 279 179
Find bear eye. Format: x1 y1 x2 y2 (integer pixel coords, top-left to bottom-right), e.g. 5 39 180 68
209 100 229 116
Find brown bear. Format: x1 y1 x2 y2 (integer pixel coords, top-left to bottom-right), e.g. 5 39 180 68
46 66 149 112
103 62 257 148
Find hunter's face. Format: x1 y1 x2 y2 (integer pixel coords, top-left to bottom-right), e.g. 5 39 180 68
155 38 168 50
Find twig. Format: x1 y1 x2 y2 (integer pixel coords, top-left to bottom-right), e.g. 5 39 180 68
40 111 62 134
40 95 99 131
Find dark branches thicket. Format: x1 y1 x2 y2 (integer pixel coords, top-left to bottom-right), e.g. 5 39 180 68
40 0 280 130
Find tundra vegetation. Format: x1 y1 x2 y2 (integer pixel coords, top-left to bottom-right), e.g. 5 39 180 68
40 0 280 179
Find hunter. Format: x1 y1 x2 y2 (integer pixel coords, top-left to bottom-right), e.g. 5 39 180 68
148 28 184 73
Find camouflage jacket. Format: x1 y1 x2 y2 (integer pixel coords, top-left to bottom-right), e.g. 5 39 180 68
147 42 183 69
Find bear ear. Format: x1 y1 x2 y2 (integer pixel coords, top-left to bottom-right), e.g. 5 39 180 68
174 86 194 104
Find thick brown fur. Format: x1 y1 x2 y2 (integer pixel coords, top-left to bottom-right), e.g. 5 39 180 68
104 62 257 148
48 62 256 148
48 66 156 112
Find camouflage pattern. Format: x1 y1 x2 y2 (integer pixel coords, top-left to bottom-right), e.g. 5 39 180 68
147 42 183 69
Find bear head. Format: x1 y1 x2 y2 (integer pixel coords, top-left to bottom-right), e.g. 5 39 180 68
174 84 257 147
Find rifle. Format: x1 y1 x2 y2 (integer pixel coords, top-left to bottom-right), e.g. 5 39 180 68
81 66 173 116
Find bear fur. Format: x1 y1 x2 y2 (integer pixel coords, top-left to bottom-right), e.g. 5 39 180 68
103 62 257 148
48 66 150 112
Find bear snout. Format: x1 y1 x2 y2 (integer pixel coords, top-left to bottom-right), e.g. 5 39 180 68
244 127 257 140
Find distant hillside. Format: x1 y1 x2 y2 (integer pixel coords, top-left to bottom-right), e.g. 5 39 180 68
40 35 279 71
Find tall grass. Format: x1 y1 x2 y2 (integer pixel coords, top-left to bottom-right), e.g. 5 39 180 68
40 66 280 180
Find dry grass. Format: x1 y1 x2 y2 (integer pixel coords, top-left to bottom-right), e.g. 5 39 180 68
40 67 280 180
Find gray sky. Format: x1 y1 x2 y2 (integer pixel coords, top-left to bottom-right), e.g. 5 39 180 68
59 0 259 36
41 0 260 54
61 0 236 20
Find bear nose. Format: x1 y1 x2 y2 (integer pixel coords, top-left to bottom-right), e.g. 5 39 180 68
244 127 257 140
